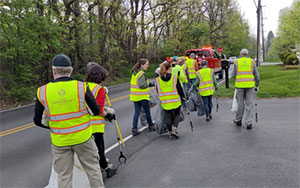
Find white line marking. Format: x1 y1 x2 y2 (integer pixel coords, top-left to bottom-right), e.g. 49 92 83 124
105 126 148 154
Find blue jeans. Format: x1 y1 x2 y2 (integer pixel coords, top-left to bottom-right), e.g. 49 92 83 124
132 100 154 131
202 95 213 117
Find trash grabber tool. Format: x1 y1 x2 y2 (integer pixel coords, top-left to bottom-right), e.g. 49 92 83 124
254 87 259 123
105 94 127 164
215 88 219 112
182 84 193 132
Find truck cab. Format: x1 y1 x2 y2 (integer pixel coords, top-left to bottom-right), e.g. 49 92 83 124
185 47 224 79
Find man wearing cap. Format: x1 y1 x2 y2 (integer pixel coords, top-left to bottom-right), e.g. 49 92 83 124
33 54 104 187
186 53 197 84
193 60 217 121
231 49 260 129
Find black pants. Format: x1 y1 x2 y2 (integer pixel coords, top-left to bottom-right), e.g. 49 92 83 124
93 133 108 169
163 106 181 131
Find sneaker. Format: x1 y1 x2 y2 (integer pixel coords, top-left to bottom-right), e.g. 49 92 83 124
246 124 252 129
206 117 210 122
132 129 140 136
168 131 179 139
105 164 117 178
233 119 242 126
148 126 156 132
209 115 212 119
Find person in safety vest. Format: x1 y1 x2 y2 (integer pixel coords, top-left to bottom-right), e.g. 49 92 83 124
33 54 104 188
186 53 197 84
156 61 185 139
171 56 188 85
130 58 156 136
231 49 260 129
85 63 117 178
193 60 217 122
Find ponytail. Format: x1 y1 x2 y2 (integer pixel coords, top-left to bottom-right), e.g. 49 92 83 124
159 61 171 76
132 58 149 72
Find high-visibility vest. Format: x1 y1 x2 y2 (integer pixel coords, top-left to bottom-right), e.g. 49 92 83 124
87 82 105 133
129 70 150 102
37 80 92 147
186 59 196 79
196 68 214 96
235 57 255 88
156 75 181 110
172 65 187 83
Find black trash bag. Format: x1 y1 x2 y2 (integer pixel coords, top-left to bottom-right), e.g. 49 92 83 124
196 98 205 116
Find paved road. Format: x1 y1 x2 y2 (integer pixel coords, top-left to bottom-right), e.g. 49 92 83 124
104 98 300 187
0 83 138 187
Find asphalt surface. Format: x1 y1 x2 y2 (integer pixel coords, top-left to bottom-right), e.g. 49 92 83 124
103 98 300 187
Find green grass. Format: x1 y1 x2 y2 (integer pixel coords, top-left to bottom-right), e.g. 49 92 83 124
217 65 300 98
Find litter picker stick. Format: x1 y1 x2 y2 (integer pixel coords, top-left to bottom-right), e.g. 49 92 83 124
105 94 127 164
254 88 258 123
215 88 219 112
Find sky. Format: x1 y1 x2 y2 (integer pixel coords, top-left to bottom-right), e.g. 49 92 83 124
236 0 295 36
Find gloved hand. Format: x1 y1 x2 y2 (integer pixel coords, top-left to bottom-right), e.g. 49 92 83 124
103 86 109 94
149 82 155 87
104 107 116 122
105 113 115 122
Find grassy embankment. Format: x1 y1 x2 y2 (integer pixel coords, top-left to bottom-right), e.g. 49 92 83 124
216 65 300 98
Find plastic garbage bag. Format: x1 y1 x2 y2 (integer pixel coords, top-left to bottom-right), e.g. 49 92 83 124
139 109 148 127
155 101 168 135
231 89 237 113
149 89 158 108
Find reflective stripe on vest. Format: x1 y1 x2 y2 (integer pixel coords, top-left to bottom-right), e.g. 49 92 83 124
37 80 92 147
235 58 255 88
88 82 106 133
129 70 150 102
187 59 196 79
50 121 90 135
156 75 181 110
197 68 214 96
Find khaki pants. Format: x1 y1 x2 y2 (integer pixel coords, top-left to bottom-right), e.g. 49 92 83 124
51 137 104 188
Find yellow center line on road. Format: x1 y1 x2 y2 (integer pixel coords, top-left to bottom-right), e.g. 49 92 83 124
0 94 130 138
0 123 35 137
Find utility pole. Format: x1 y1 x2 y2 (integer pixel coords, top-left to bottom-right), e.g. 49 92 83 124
256 0 261 66
261 5 266 62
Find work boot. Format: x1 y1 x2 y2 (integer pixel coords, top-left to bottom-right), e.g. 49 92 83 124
148 126 156 132
246 124 252 129
168 131 179 139
105 164 117 178
206 117 210 122
233 119 242 126
132 129 140 136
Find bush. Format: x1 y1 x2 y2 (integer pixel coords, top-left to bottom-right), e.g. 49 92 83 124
286 53 299 65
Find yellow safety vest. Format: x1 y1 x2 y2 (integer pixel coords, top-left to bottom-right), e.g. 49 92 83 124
129 70 150 102
186 59 196 79
87 82 105 133
197 68 214 96
235 57 255 88
156 75 181 110
37 80 92 147
172 65 188 83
